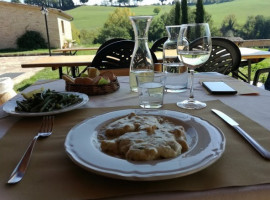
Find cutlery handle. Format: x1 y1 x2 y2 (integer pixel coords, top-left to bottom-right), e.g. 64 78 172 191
7 136 38 184
233 126 270 160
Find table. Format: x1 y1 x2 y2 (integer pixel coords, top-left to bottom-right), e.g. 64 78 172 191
240 47 270 82
52 47 99 55
1 73 270 200
21 55 95 78
20 55 159 78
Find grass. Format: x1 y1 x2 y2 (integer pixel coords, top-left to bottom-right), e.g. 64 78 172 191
0 48 51 55
67 5 171 31
0 45 100 56
239 58 270 83
13 66 93 93
204 0 270 27
14 68 59 92
66 0 270 32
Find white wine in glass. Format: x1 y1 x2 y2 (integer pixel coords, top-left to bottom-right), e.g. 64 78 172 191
177 23 212 109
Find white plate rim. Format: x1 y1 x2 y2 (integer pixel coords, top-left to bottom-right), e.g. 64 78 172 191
64 109 226 181
3 91 89 117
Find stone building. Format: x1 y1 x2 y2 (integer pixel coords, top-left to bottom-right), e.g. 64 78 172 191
0 1 73 50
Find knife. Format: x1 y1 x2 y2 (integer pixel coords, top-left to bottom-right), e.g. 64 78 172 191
212 109 270 160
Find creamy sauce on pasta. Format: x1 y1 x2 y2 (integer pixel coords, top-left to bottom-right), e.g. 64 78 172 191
98 113 188 161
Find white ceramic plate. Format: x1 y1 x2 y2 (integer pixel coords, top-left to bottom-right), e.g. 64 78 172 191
3 92 89 117
65 109 226 181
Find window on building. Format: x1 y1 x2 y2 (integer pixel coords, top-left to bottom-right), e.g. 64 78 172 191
61 20 65 34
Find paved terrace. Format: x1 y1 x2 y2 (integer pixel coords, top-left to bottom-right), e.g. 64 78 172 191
0 56 45 85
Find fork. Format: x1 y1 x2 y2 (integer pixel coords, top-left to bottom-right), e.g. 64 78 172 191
7 116 54 184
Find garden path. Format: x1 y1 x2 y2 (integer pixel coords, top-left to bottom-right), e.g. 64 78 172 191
0 56 44 84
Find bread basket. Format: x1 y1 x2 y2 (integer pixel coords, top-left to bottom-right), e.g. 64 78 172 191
65 78 120 95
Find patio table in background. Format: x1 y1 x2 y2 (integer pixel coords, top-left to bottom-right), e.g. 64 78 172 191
21 55 94 78
52 47 99 55
21 47 270 82
240 47 270 82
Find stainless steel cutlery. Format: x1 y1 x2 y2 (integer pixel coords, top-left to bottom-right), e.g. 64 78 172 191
212 109 270 160
7 116 54 184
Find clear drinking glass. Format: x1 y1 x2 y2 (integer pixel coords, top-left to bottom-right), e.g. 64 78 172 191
136 72 166 108
176 23 212 109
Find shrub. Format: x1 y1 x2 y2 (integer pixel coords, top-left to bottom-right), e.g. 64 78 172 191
80 29 98 45
16 30 46 50
149 8 174 42
94 8 134 44
153 7 161 15
71 23 81 45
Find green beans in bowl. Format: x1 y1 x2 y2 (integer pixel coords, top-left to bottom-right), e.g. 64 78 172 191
16 89 83 113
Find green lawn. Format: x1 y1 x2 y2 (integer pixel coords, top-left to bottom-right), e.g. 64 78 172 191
14 68 59 92
67 0 270 31
67 5 172 31
205 0 270 27
239 58 270 83
0 48 51 55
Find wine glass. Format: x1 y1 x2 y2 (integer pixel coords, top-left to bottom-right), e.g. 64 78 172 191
176 23 212 109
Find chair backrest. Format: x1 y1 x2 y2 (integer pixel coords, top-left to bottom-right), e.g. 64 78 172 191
150 37 168 53
96 38 126 53
195 37 241 75
266 74 270 91
253 67 270 91
91 40 158 75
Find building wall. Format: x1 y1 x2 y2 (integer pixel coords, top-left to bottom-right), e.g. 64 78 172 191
0 1 73 50
58 17 73 48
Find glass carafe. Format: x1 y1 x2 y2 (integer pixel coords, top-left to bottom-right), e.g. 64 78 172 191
163 25 188 93
129 16 154 92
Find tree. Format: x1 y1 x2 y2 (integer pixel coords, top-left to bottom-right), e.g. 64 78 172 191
253 15 270 39
175 0 181 25
241 16 256 39
95 8 134 44
241 15 270 39
24 0 43 6
11 0 21 3
195 0 204 23
220 14 238 37
149 7 175 42
117 0 129 6
61 0 74 10
80 0 88 4
153 7 161 15
181 0 188 24
159 0 166 5
24 0 74 10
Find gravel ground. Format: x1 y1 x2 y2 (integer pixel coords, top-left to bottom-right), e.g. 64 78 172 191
0 56 44 85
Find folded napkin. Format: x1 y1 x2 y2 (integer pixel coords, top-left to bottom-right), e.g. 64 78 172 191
199 78 259 95
1 100 270 200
